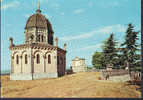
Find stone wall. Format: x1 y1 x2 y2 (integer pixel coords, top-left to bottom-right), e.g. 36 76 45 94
108 74 130 82
10 45 66 80
10 73 58 80
100 69 130 82
57 50 66 77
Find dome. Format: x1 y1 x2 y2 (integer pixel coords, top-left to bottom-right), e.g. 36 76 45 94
25 12 54 33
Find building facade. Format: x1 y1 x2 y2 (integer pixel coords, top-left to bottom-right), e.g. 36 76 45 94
9 3 67 80
71 57 88 73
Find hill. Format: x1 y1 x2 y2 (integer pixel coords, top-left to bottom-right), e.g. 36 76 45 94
1 72 141 98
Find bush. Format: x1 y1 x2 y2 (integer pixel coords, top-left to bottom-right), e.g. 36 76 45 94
98 77 102 80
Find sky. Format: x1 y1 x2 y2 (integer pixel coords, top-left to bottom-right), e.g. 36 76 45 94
1 0 141 71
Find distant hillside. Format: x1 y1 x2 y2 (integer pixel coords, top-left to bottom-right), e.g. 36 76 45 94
1 70 10 75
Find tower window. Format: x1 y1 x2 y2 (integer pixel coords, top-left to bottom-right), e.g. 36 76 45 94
37 35 40 42
48 54 51 64
16 55 19 64
25 54 28 64
36 54 40 64
41 35 44 42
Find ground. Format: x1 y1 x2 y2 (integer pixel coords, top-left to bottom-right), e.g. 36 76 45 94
1 72 141 98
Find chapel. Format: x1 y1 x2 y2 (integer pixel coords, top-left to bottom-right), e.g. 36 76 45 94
9 2 67 80
71 57 88 73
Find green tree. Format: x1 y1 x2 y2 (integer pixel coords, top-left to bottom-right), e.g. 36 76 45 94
134 54 141 72
121 23 140 73
92 51 104 69
102 33 118 68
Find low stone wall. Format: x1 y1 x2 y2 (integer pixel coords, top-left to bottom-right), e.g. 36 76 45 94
102 69 129 77
33 73 58 79
10 73 33 80
108 74 130 82
100 69 130 82
10 73 58 80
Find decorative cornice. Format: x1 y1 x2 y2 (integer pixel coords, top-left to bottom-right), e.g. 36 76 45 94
9 43 66 53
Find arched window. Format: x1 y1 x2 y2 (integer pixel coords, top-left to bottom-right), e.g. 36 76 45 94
25 54 28 64
37 35 40 42
60 57 63 65
57 56 59 65
41 35 44 42
16 55 19 64
36 54 40 64
48 55 51 64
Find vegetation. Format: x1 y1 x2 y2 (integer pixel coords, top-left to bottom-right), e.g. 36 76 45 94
92 52 104 69
92 23 141 71
121 23 140 72
102 33 118 68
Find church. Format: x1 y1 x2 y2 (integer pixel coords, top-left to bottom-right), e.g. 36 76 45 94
9 2 67 80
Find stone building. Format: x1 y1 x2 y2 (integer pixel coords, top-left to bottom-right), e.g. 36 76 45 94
9 2 67 80
71 57 88 73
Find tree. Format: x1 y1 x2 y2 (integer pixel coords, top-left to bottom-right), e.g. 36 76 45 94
102 33 118 68
121 23 140 73
92 51 104 69
134 54 141 72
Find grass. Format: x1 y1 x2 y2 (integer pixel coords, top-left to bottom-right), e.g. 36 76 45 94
1 72 141 98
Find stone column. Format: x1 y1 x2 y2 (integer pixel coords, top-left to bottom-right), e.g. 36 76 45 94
43 55 46 73
11 55 14 73
20 55 23 73
64 43 67 51
32 54 35 73
55 37 58 47
29 45 34 79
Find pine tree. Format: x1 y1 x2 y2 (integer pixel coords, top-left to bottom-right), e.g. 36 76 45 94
102 33 118 68
121 23 140 73
92 51 104 69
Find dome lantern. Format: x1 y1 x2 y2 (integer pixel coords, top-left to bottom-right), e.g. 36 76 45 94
36 0 41 13
24 1 54 45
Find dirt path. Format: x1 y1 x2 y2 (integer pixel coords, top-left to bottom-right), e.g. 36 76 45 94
1 72 141 98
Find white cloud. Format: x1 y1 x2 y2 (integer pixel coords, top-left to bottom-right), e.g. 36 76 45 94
76 43 103 51
44 14 52 19
51 3 60 10
88 2 93 7
61 24 126 41
100 1 120 8
24 14 31 18
74 9 84 14
61 31 94 41
110 2 119 7
40 0 49 3
1 1 20 10
60 12 65 16
96 24 126 33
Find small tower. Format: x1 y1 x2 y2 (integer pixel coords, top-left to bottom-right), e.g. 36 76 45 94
9 37 14 46
55 37 58 47
64 43 67 51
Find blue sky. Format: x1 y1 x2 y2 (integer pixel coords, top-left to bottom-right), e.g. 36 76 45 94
1 0 141 71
